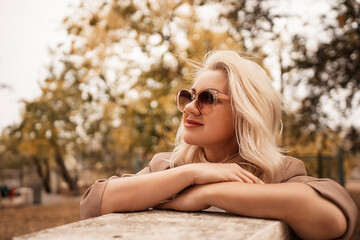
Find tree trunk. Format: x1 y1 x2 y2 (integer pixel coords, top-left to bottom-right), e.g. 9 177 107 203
54 148 79 195
43 158 51 193
32 156 51 193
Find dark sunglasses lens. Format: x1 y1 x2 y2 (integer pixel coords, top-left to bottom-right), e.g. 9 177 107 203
197 91 214 114
177 90 192 111
198 91 214 105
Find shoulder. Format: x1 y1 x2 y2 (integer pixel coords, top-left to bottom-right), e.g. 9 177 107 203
148 152 172 172
274 156 307 183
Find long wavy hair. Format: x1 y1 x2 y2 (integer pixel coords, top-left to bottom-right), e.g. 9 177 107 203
169 50 284 183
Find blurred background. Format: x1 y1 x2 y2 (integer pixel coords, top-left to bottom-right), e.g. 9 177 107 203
0 0 359 239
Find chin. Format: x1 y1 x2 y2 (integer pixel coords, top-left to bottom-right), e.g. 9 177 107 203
184 134 210 147
183 134 202 146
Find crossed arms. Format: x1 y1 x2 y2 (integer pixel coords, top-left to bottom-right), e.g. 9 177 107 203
101 162 347 240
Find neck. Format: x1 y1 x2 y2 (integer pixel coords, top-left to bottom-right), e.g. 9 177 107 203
203 139 238 163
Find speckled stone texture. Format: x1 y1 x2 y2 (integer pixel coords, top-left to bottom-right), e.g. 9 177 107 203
14 210 295 240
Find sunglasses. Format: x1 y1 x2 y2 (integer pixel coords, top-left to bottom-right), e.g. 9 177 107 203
176 88 230 114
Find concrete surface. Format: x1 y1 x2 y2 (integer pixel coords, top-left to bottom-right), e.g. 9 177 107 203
14 210 295 240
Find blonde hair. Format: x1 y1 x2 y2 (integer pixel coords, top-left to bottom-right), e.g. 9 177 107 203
169 50 284 183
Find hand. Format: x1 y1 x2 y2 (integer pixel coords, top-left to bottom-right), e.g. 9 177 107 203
184 163 263 185
154 185 210 212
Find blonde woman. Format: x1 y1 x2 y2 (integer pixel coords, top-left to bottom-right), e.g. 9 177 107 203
80 50 357 240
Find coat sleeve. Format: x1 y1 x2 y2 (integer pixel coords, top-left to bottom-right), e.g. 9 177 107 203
79 152 171 220
282 157 358 240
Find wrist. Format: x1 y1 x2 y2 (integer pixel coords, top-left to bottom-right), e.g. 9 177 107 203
177 163 198 186
193 184 213 208
199 183 220 207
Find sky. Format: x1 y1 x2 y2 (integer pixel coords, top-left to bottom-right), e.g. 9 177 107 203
0 0 75 131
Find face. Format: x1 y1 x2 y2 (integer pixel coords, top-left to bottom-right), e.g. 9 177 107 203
182 70 236 149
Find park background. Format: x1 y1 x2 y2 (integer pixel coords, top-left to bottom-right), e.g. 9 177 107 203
0 0 359 239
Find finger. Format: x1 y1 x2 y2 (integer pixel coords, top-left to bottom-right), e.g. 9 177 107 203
228 164 248 182
240 168 262 184
232 164 256 183
232 175 245 183
236 172 255 184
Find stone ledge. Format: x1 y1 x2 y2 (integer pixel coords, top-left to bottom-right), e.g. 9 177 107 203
14 210 295 240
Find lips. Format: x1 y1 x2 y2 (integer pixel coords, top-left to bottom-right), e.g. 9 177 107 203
185 119 204 128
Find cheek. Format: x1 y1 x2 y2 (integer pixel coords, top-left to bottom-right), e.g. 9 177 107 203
184 108 235 146
208 109 234 138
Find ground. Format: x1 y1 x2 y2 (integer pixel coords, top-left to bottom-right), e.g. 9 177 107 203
0 185 359 240
0 197 79 240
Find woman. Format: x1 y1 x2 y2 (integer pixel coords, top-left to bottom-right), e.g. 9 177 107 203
80 50 357 239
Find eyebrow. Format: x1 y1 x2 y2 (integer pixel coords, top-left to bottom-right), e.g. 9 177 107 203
191 88 223 93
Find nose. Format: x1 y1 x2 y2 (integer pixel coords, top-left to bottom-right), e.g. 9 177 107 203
183 99 201 115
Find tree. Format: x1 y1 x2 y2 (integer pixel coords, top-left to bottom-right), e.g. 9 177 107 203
289 0 359 150
6 0 346 184
13 56 87 194
0 126 28 170
58 0 270 169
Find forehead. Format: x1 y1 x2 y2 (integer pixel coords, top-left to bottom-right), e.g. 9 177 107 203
192 70 228 93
